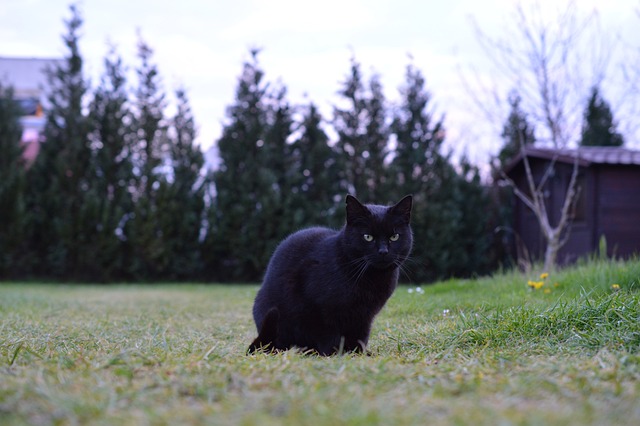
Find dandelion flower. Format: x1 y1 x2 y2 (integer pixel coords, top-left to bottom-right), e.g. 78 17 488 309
544 288 552 294
540 272 549 280
612 284 620 290
527 280 545 290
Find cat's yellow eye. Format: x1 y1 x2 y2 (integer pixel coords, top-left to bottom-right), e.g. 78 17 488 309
389 233 400 242
363 234 374 242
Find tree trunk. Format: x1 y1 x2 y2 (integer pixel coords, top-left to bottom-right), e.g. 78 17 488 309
543 238 559 272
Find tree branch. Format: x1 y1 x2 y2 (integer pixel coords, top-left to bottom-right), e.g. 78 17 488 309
499 170 539 214
556 151 581 239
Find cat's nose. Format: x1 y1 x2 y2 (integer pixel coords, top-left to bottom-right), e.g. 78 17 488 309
378 245 389 255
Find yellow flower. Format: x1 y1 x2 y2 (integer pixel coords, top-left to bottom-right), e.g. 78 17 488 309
540 272 549 280
527 280 545 290
543 288 552 294
612 284 620 290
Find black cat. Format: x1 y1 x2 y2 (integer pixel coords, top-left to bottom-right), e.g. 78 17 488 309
248 195 413 355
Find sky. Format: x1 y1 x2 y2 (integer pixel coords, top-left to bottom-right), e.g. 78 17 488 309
1 0 639 166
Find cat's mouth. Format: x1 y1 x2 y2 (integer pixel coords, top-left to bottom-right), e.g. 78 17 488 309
370 256 398 270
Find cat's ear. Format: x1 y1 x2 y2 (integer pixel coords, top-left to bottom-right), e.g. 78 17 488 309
346 195 370 225
390 195 412 224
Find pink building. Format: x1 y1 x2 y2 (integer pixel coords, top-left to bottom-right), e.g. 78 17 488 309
0 57 62 166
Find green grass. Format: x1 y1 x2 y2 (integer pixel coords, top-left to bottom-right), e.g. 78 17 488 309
1 259 639 425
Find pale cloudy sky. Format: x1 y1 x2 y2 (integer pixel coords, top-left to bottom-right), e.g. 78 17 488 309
1 0 639 165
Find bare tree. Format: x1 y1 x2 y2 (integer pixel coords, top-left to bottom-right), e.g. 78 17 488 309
466 1 612 148
499 143 580 272
618 7 640 143
463 1 607 269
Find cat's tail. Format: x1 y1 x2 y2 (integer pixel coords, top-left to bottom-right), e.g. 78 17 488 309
247 307 279 354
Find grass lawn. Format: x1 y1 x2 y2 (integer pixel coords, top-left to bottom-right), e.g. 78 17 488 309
1 259 639 425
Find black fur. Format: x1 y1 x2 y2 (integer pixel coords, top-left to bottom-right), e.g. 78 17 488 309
248 195 413 355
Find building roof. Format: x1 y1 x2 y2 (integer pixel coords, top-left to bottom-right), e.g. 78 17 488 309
505 147 640 174
0 56 62 98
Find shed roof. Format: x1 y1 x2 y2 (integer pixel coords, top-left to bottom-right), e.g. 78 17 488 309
505 147 640 174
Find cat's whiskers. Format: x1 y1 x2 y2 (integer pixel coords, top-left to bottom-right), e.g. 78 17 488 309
396 254 418 278
341 253 416 286
354 258 371 285
338 255 373 285
347 257 371 285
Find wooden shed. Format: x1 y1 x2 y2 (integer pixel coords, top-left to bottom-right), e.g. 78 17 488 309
505 147 640 264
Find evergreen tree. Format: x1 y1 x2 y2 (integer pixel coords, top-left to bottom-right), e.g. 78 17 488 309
126 36 169 280
580 86 624 147
154 88 207 279
390 63 450 282
362 73 390 201
132 37 168 191
390 63 446 195
333 58 389 202
87 48 134 280
209 50 285 281
288 102 341 228
260 83 296 241
448 157 491 276
498 90 535 168
391 63 490 282
26 4 94 278
0 84 27 277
